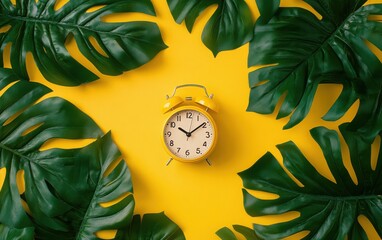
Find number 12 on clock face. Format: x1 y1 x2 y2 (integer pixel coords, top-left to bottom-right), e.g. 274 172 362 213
163 108 217 163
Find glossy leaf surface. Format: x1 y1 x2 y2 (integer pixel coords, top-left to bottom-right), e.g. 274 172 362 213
0 0 167 86
0 69 135 239
217 225 260 240
343 73 382 140
255 0 279 24
0 224 34 240
247 0 382 132
117 212 186 240
239 124 382 239
167 0 253 56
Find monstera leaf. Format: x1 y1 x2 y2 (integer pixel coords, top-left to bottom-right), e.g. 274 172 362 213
217 225 259 240
0 68 135 239
0 0 167 86
239 124 382 239
346 74 382 140
167 0 253 56
255 0 279 24
116 212 186 239
0 224 34 239
247 0 382 132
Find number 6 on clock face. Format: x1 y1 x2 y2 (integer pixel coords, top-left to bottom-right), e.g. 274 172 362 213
163 106 217 163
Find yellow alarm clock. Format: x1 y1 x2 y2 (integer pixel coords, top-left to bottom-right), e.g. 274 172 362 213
162 84 218 165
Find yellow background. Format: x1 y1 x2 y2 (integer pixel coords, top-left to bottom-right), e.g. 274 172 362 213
1 0 382 239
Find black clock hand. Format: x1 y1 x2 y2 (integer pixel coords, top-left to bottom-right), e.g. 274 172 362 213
189 122 206 134
178 127 191 137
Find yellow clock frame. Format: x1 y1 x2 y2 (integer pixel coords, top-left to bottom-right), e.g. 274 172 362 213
161 84 218 165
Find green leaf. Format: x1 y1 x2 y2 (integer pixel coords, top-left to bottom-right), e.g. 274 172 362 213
217 225 260 240
0 0 167 86
0 68 135 239
255 0 279 24
217 227 237 239
167 0 254 56
239 124 382 239
0 224 34 240
343 74 382 140
247 0 382 131
116 212 186 240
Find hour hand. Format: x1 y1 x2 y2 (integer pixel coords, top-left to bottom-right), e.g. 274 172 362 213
178 127 191 137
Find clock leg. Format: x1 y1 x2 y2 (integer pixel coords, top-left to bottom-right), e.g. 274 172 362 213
166 158 173 166
206 159 212 166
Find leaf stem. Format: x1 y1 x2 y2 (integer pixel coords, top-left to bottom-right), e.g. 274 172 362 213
3 14 129 38
251 180 381 202
0 142 33 163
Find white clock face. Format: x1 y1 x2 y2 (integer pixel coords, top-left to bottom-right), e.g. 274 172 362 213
163 109 216 161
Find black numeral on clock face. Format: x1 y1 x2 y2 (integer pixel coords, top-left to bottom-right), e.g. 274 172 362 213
186 112 192 119
170 122 176 128
205 131 211 138
176 115 181 121
196 148 201 154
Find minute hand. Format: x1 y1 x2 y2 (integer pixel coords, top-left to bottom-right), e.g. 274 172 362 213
189 122 206 134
